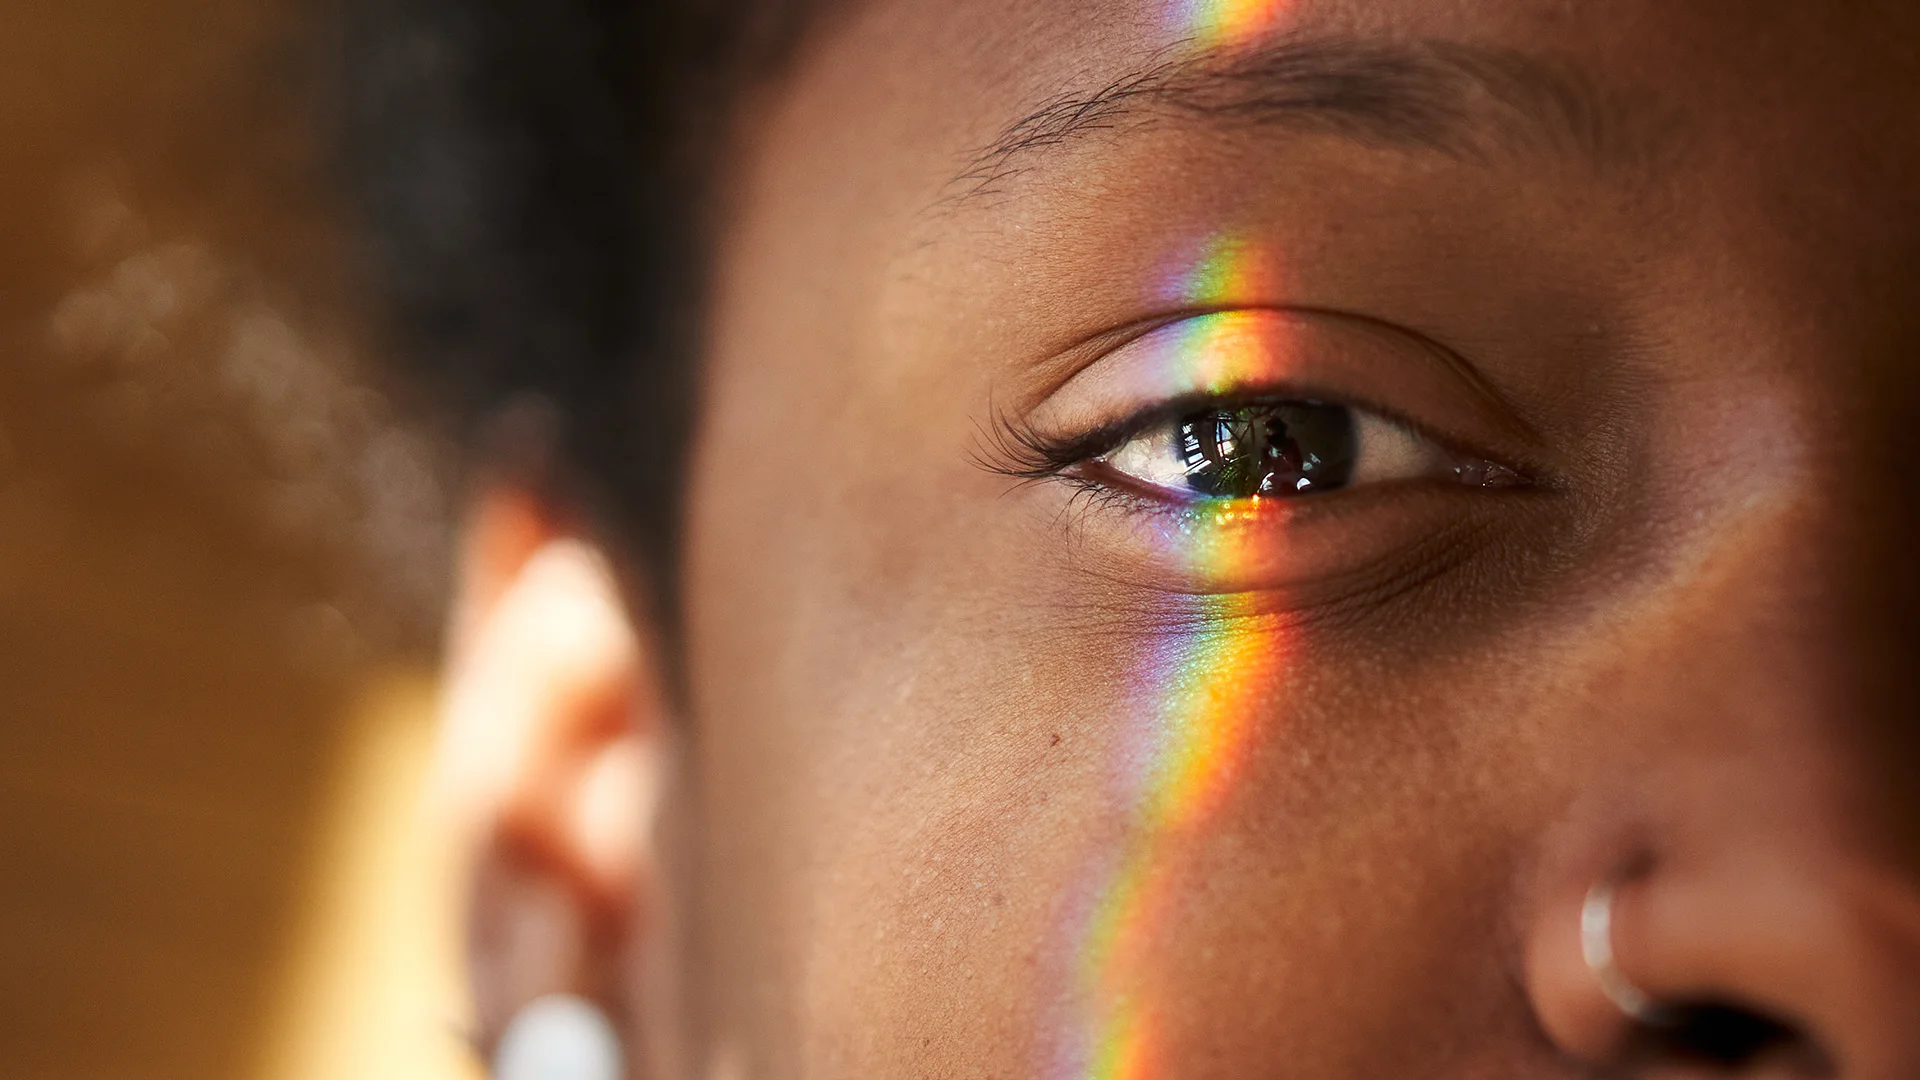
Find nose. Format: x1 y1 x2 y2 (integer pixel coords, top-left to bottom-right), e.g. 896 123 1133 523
1527 783 1920 1078
1521 471 1920 1078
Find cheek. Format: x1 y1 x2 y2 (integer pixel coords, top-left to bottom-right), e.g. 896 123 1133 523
682 380 1110 1062
681 410 1549 1076
678 335 1079 1062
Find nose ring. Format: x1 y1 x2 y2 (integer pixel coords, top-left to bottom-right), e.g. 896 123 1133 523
1581 879 1673 1025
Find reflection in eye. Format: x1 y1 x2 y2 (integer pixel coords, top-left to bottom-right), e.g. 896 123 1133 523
1100 400 1455 500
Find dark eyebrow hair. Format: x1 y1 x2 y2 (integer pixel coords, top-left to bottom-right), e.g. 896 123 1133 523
949 35 1629 203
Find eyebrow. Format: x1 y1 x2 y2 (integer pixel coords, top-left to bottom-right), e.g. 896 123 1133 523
949 35 1629 202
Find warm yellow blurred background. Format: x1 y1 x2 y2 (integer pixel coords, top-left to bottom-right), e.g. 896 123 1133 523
2 3 469 1077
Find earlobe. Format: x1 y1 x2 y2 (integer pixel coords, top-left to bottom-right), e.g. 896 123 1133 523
432 487 670 1061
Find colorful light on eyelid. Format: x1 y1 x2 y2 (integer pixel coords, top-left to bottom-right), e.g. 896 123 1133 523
1051 231 1291 1080
1168 0 1292 49
1153 234 1287 402
1149 311 1283 404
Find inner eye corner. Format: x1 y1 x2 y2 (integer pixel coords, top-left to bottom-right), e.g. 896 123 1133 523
1449 453 1532 491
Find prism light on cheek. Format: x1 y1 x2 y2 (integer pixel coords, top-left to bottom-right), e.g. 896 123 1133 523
1044 236 1297 1080
1046 559 1294 1080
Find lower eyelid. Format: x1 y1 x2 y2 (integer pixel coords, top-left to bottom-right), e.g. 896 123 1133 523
1054 480 1504 605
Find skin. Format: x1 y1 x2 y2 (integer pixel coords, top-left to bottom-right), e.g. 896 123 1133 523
439 1 1920 1078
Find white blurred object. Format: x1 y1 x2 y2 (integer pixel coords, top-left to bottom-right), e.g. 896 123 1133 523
493 995 624 1080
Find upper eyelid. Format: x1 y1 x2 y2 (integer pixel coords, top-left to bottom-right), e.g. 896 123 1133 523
1000 307 1544 479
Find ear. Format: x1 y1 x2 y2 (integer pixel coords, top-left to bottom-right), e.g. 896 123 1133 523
430 486 670 1064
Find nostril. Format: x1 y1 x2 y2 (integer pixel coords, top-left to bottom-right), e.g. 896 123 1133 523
1638 1001 1835 1077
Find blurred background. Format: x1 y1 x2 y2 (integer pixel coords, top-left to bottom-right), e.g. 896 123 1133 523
1 2 474 1077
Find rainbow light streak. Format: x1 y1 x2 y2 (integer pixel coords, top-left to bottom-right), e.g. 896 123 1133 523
1049 238 1292 1080
1166 0 1293 49
1158 233 1276 310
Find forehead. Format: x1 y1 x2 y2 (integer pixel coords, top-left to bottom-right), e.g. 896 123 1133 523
783 0 1920 144
742 0 1916 246
717 0 1920 407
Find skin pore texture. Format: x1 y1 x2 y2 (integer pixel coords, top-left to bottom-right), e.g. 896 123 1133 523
439 1 1920 1078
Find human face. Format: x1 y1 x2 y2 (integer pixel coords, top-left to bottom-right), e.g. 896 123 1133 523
679 0 1920 1075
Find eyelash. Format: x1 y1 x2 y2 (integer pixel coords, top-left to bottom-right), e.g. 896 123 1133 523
977 407 1144 484
971 411 1146 529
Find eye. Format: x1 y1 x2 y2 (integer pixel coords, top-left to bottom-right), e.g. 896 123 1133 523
1096 399 1512 502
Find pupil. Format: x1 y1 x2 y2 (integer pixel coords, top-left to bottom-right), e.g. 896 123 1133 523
1177 402 1357 499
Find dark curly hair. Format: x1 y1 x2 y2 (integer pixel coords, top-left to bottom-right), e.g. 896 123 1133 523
336 0 823 623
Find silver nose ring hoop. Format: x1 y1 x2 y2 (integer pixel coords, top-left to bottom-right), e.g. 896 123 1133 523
1581 879 1672 1026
